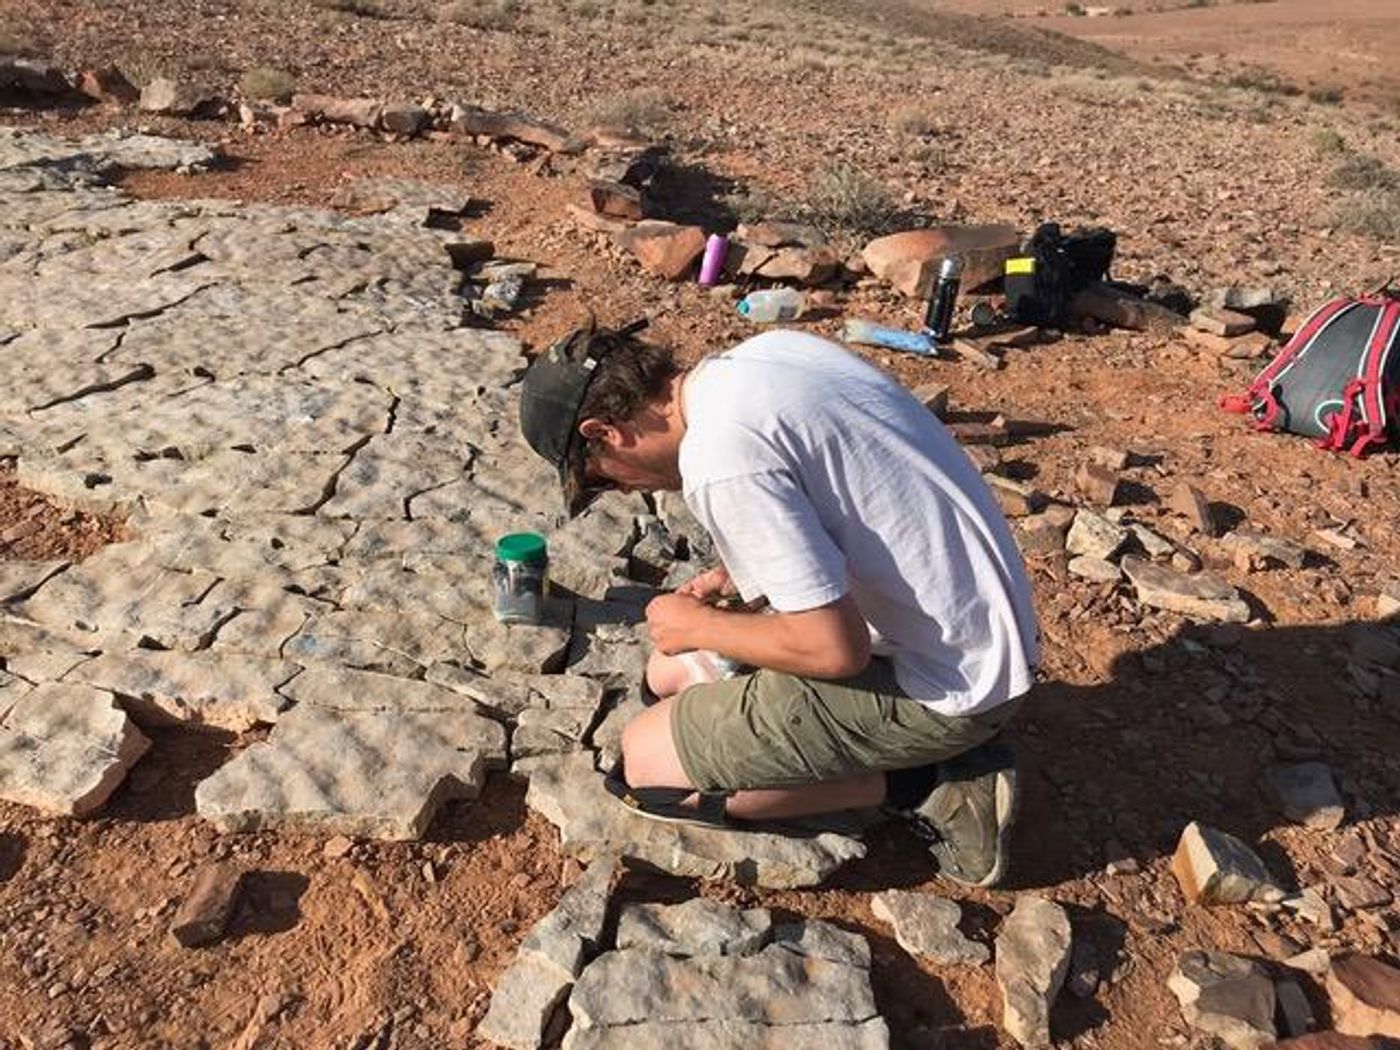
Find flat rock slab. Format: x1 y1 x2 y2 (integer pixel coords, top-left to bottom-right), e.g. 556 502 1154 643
617 899 773 958
0 560 68 604
0 682 150 815
995 895 1072 1048
66 650 297 731
565 921 886 1048
870 890 989 966
1173 821 1280 906
1122 556 1250 623
525 753 865 889
194 702 506 840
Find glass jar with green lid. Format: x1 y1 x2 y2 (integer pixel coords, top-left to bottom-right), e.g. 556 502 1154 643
492 532 549 624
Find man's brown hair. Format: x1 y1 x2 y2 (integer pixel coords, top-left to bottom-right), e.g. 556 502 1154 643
575 332 680 426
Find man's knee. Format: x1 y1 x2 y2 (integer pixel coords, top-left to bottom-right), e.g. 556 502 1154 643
619 700 692 789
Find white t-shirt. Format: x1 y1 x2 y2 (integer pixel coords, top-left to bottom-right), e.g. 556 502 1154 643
679 330 1038 716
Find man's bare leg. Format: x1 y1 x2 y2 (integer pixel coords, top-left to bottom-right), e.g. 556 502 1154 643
625 651 885 820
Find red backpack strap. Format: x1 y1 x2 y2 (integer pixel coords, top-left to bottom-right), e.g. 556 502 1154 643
1353 300 1400 454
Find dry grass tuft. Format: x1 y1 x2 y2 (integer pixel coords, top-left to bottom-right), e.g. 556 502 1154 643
438 0 524 29
1329 153 1400 192
1331 189 1400 242
582 89 672 135
805 164 894 238
238 66 296 101
891 105 937 136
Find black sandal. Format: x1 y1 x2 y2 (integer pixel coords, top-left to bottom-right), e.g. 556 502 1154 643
603 765 730 828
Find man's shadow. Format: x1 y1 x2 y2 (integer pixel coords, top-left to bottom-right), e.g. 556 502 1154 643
1008 613 1399 890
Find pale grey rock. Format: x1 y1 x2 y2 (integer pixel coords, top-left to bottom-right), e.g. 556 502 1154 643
995 895 1072 1048
564 1019 890 1050
0 683 150 816
282 609 467 678
479 856 618 1050
1128 522 1176 559
1067 555 1121 584
1225 529 1307 570
870 890 989 966
1122 556 1250 623
1065 510 1127 561
1167 950 1275 1049
1264 762 1345 830
0 560 69 604
279 665 483 715
566 920 883 1046
515 706 596 760
1273 976 1314 1038
66 650 296 730
1172 821 1280 905
194 702 505 840
616 899 773 957
591 693 644 772
526 752 865 889
138 78 218 116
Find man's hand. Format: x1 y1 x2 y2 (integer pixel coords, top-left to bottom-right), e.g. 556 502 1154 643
675 565 736 604
645 592 714 655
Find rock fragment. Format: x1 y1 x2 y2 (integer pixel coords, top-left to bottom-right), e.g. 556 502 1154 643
1068 555 1121 584
1172 821 1279 905
871 890 989 966
1226 529 1307 570
1074 460 1121 506
1169 482 1217 536
995 895 1072 1048
0 683 150 816
290 92 382 128
615 221 706 280
1168 949 1276 1049
1192 305 1257 337
77 66 139 104
195 702 505 840
525 752 864 889
1264 763 1345 830
170 862 244 948
379 103 429 136
616 898 772 958
479 856 617 1050
1328 955 1400 1038
139 77 219 116
862 225 1019 298
1065 509 1128 561
565 919 886 1048
1122 557 1249 623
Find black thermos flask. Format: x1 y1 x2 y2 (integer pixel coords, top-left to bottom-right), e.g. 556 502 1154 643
923 256 963 344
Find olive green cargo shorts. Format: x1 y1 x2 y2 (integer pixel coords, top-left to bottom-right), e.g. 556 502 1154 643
671 656 1024 793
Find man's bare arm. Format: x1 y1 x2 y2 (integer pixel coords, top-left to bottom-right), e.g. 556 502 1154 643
645 591 870 680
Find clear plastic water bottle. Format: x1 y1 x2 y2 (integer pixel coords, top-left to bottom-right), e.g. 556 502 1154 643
736 288 806 323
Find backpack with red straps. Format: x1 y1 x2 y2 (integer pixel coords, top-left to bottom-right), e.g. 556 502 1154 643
1220 292 1400 456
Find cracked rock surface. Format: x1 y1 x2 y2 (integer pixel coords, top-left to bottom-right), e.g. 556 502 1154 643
0 128 858 896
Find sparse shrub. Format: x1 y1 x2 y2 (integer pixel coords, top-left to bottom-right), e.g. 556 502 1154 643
314 0 387 16
1226 66 1300 97
892 105 937 136
582 89 671 134
1307 85 1343 105
1311 128 1347 155
720 185 797 225
439 0 523 29
1331 188 1400 242
1330 153 1400 192
238 67 296 102
805 164 894 238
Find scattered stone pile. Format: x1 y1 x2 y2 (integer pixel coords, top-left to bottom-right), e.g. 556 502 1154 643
481 855 891 1050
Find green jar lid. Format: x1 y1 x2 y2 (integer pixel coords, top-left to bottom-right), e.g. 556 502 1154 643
495 532 548 563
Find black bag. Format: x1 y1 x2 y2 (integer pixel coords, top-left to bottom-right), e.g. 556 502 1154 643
1003 223 1117 326
1221 293 1400 456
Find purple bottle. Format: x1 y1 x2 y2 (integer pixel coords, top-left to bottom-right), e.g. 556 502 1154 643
698 234 728 286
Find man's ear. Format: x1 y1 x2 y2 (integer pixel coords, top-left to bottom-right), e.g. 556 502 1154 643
578 418 617 446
